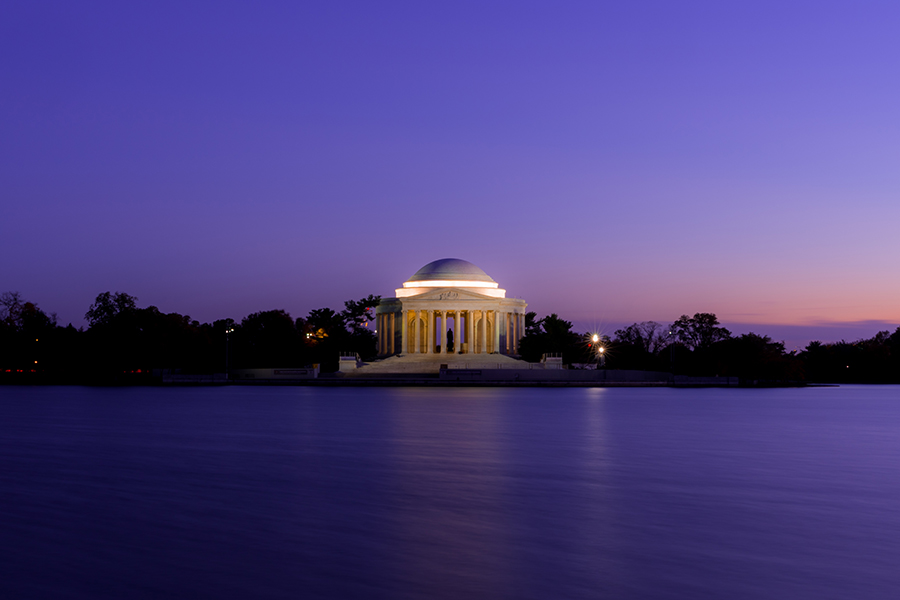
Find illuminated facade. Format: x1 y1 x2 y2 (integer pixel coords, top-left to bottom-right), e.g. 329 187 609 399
375 259 527 357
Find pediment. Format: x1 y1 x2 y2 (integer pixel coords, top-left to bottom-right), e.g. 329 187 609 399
405 287 495 301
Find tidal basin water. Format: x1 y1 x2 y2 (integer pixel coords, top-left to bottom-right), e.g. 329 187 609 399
2 386 900 599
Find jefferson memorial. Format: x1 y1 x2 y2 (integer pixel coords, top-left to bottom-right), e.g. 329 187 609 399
374 259 527 358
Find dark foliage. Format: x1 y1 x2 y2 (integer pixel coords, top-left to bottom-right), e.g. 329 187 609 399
610 318 803 382
4 292 899 384
799 329 900 383
670 313 732 350
1 290 381 382
606 321 669 371
517 313 594 364
711 333 804 382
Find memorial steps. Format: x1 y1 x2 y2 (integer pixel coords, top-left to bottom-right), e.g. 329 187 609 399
348 353 526 375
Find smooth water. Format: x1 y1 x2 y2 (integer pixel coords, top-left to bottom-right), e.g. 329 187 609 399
2 385 900 599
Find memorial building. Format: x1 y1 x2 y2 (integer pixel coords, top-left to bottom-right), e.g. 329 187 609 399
375 259 527 358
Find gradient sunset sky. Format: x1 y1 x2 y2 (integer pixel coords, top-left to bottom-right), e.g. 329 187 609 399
3 2 899 350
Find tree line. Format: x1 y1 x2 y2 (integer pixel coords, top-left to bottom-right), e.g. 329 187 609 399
518 311 900 384
0 291 379 383
3 291 899 384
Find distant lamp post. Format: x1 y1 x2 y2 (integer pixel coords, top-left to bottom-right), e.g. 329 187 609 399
589 334 605 368
667 330 675 372
225 327 235 381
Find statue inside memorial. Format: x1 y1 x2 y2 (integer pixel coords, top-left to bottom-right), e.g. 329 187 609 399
447 328 454 353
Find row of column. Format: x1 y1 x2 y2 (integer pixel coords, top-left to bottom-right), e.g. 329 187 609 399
376 312 396 356
392 309 524 356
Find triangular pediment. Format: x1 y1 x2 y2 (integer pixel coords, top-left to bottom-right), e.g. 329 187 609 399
405 287 496 301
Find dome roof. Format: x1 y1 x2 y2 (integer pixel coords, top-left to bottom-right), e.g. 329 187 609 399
406 258 496 283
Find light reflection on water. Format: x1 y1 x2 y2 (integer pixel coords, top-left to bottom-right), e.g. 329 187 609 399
2 385 900 599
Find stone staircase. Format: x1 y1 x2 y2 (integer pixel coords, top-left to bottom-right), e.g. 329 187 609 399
347 353 527 376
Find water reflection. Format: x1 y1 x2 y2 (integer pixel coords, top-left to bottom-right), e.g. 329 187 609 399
378 388 621 598
4 386 900 599
383 389 514 597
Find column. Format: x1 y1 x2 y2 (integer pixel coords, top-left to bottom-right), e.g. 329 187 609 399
517 313 523 353
512 312 518 353
480 310 487 354
467 309 474 354
401 310 408 354
414 310 421 354
377 314 383 354
505 312 511 353
426 310 434 354
441 311 448 354
493 310 501 354
390 313 395 354
516 312 521 353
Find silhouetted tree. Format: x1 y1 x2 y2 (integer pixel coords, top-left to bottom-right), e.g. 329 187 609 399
524 312 542 336
711 333 802 382
670 313 731 351
517 313 585 363
235 309 305 368
85 292 138 328
1 292 24 327
303 295 382 369
799 328 900 383
342 295 380 334
615 321 665 353
610 321 667 370
307 308 346 340
0 293 61 376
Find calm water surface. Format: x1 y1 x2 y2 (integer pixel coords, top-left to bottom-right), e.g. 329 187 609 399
2 385 900 599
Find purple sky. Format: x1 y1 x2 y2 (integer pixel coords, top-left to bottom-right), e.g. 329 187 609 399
3 2 899 350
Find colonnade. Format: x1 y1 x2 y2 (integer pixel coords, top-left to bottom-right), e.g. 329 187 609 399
385 308 524 356
376 311 397 356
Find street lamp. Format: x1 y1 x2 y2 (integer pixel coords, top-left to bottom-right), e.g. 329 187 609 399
225 327 235 381
588 334 605 368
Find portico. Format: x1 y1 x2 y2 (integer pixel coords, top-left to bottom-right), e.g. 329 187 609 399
375 259 527 358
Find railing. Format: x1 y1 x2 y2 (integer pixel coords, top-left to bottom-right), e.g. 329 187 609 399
442 362 555 370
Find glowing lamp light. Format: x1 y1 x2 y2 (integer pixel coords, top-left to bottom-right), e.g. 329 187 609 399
591 334 599 343
598 347 605 354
